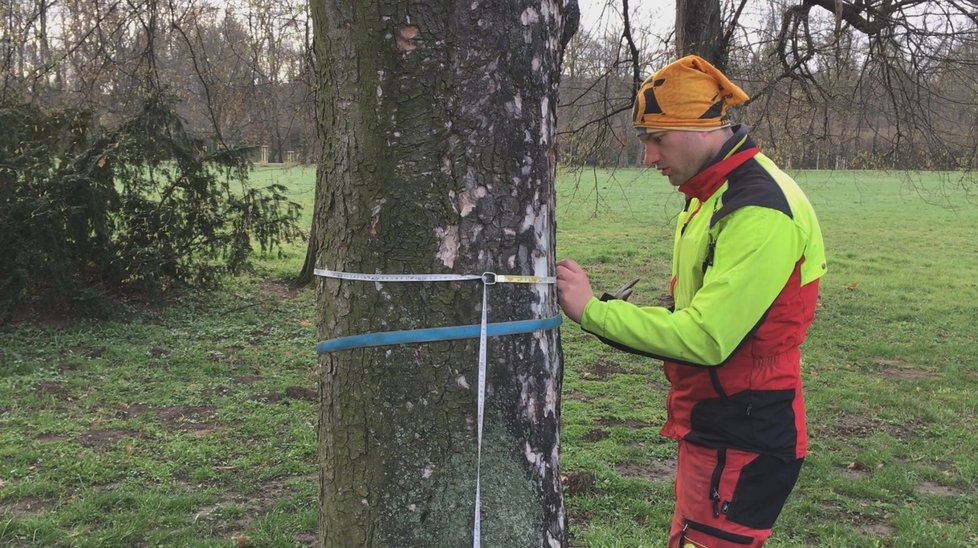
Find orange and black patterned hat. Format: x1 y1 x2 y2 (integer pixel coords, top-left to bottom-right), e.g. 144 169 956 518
632 55 749 133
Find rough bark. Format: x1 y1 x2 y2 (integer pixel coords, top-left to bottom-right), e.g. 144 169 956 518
310 1 576 546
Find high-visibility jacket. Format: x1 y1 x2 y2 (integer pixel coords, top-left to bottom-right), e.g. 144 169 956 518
580 126 826 460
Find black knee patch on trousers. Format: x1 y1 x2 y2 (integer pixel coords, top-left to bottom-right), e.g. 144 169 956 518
726 454 804 530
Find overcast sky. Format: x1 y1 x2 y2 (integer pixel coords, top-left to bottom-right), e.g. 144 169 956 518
578 2 672 36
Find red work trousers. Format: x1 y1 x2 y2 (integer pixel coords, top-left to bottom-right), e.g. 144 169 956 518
668 440 803 547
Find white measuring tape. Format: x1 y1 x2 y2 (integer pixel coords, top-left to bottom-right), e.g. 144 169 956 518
314 268 555 286
316 267 556 547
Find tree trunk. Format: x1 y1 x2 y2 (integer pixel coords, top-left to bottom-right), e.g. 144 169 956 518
675 0 725 69
310 1 576 546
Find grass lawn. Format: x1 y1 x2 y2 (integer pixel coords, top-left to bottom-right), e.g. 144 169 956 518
2 165 977 546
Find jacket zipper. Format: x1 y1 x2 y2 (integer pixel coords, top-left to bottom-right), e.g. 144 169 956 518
709 447 727 518
682 519 754 545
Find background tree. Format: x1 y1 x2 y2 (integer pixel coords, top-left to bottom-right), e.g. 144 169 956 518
555 0 978 173
6 0 977 173
0 94 302 318
309 0 577 545
0 0 312 316
744 0 978 170
676 0 724 67
1 0 318 160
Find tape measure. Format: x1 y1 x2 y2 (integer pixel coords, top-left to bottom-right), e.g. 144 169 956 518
315 267 559 548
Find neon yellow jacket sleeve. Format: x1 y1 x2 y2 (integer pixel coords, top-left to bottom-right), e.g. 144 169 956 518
579 206 804 365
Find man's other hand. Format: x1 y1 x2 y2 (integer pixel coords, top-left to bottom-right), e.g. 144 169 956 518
556 259 594 323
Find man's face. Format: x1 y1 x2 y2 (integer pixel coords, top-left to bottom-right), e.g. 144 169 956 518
640 130 716 187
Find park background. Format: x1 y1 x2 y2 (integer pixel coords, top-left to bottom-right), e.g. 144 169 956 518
2 1 978 546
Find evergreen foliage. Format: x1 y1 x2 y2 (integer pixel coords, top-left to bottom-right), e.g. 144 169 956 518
0 94 302 319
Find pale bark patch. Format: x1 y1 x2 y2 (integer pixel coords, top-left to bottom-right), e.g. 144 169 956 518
540 0 558 23
507 95 523 117
456 190 476 217
539 97 551 144
434 225 460 267
543 375 557 416
396 25 419 52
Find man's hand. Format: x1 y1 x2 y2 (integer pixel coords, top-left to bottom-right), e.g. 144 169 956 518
556 259 594 323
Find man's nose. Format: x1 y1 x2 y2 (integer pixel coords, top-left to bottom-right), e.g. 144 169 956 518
643 142 659 166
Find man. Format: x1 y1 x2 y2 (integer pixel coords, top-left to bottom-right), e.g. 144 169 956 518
556 55 826 547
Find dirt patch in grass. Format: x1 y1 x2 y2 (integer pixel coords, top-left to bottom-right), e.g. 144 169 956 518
594 416 649 429
818 502 895 539
562 471 599 496
201 385 235 398
260 279 302 300
583 428 609 442
580 358 625 381
114 404 219 434
250 388 316 404
117 404 215 422
0 496 53 518
838 460 876 480
829 413 878 437
615 458 676 483
35 432 68 442
878 365 937 381
116 403 157 417
563 390 593 402
855 521 895 538
931 460 957 475
819 412 922 442
233 375 262 385
194 474 316 540
35 380 70 398
57 361 84 374
158 405 219 435
156 405 215 423
251 392 282 403
915 481 963 497
284 387 317 401
78 428 142 448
